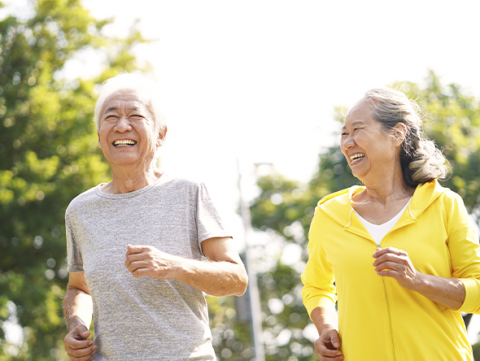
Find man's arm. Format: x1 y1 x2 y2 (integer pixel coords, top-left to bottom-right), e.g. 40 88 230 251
63 272 96 361
125 237 248 296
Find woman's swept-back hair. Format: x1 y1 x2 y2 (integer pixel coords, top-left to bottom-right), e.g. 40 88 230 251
363 87 448 187
93 73 166 133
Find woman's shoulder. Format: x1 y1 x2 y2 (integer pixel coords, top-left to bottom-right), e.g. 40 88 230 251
317 186 363 208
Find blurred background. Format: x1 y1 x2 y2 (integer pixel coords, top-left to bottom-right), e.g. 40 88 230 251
1 0 480 360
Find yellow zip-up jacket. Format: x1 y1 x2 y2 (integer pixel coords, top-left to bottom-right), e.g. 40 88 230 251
302 180 480 360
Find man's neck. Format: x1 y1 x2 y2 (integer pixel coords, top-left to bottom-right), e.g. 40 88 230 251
102 166 162 194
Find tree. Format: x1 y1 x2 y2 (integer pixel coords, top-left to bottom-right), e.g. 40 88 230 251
249 71 480 361
0 0 148 359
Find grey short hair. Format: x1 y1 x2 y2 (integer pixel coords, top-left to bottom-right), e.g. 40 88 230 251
93 73 166 133
363 87 448 187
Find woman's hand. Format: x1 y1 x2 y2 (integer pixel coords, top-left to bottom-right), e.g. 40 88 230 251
314 328 343 360
372 247 420 290
372 246 466 309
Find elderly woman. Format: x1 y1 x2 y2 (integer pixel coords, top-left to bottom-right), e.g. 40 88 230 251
62 74 248 361
302 88 480 360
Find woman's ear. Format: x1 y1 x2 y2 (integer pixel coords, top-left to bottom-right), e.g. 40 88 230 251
393 123 407 145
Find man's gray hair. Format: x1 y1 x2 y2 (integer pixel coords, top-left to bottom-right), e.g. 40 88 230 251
93 73 166 133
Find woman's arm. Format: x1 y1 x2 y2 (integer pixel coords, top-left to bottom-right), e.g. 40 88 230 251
310 306 344 360
302 207 343 360
373 247 465 309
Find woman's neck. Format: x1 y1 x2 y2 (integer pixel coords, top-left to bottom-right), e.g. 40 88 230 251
356 164 414 205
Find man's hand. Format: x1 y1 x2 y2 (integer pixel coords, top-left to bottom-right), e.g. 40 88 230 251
64 273 94 361
314 328 343 360
125 245 181 279
64 326 96 361
125 238 247 296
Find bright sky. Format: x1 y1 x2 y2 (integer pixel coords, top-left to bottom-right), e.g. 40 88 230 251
1 0 480 348
70 0 480 236
3 0 480 345
4 1 479 238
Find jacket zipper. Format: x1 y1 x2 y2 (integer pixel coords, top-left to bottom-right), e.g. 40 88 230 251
382 277 398 361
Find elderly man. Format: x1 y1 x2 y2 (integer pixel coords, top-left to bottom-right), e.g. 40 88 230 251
63 74 248 361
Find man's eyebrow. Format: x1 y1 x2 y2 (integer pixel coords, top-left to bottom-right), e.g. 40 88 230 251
104 106 141 114
104 106 118 114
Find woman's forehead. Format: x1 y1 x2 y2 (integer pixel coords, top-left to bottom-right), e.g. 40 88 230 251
344 100 372 125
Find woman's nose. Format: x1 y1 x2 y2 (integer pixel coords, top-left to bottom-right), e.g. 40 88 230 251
342 134 355 150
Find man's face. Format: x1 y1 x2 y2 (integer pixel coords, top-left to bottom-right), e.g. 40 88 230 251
97 89 162 169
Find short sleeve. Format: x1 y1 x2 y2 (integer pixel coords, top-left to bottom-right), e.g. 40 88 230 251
446 192 480 313
196 182 231 244
301 206 337 318
66 214 84 272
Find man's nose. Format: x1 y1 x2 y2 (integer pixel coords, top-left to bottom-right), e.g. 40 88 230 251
114 116 131 132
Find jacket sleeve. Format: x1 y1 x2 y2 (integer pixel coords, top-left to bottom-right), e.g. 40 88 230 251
301 206 337 318
446 192 480 314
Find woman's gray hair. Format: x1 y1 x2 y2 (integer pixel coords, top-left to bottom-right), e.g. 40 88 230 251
363 87 448 187
93 73 166 133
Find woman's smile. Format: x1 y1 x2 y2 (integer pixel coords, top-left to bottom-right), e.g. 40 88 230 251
349 152 365 165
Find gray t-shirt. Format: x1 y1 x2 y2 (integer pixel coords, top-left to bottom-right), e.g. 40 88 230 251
66 174 230 361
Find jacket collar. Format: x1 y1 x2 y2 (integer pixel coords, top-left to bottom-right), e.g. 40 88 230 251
317 179 449 238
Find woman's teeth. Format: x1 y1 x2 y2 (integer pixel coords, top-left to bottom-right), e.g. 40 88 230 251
350 153 365 161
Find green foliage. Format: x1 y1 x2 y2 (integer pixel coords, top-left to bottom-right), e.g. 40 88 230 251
207 296 254 360
0 0 148 359
398 71 480 215
249 71 480 360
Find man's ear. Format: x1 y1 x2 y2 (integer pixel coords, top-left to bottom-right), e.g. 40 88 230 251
156 126 168 147
97 133 101 148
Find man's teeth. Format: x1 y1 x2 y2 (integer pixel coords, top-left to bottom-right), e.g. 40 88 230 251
350 153 365 161
113 140 137 146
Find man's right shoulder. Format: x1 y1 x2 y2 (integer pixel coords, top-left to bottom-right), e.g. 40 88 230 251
65 186 100 216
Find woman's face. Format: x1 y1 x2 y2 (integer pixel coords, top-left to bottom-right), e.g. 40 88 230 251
340 100 400 183
97 89 163 169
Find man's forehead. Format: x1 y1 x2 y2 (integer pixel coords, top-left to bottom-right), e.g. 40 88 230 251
102 89 149 112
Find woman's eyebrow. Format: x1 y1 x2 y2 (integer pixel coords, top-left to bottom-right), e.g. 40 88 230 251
343 120 365 129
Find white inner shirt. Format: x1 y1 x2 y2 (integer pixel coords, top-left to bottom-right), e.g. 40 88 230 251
354 198 412 247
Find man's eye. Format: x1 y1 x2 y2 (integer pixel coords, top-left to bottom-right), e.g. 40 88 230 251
105 115 118 121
